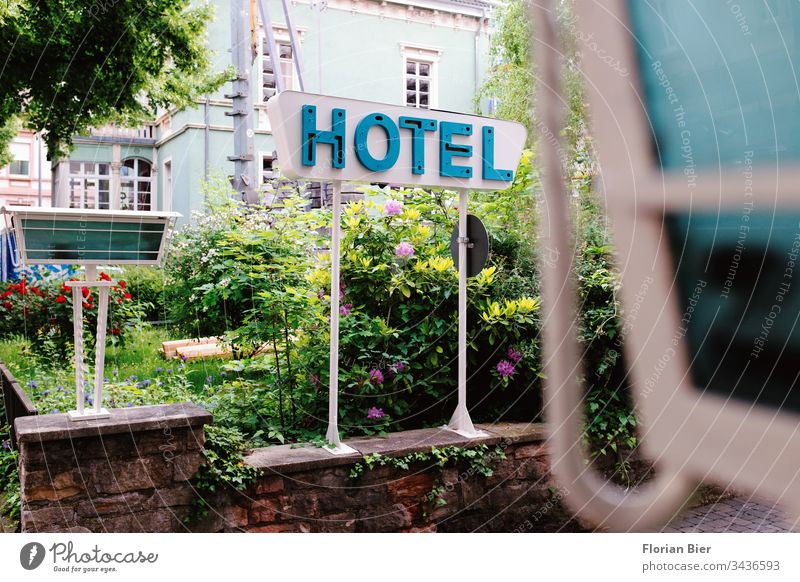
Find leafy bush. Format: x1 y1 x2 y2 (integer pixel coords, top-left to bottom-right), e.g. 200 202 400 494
0 269 146 362
167 180 542 441
120 266 168 322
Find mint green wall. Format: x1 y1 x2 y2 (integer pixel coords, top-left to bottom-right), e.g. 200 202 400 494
71 1 491 224
70 144 112 162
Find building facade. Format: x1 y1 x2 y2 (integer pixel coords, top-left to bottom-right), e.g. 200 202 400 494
0 130 51 208
4 0 495 221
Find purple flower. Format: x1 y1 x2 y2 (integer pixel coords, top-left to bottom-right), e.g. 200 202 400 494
367 407 385 420
27 380 38 389
340 303 352 317
1 439 10 451
383 200 403 216
126 402 135 408
42 390 49 396
389 361 406 375
507 347 523 363
56 385 64 391
180 354 188 362
496 360 516 378
205 376 213 385
395 242 415 258
309 373 320 386
369 369 384 385
155 367 163 373
166 368 172 374
112 369 118 377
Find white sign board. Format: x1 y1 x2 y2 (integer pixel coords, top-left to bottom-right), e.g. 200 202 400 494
266 91 526 191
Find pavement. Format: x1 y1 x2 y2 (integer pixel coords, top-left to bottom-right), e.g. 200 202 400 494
662 496 797 533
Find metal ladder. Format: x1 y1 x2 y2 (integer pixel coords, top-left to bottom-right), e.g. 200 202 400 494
228 0 307 204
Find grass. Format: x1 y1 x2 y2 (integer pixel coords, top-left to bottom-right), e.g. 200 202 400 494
0 325 230 412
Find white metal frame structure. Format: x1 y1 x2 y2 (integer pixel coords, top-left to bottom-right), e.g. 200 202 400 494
267 91 525 452
536 0 800 529
1 206 180 421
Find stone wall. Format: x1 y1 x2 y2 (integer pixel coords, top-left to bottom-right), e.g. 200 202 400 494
15 404 579 532
197 423 583 533
13 403 731 533
15 403 211 533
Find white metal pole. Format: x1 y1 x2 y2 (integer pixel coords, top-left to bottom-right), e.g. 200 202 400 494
325 180 355 454
72 286 85 415
93 286 110 413
448 188 484 437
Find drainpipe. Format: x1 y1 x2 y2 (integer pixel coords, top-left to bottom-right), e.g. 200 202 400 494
36 132 42 207
204 95 210 180
475 8 488 112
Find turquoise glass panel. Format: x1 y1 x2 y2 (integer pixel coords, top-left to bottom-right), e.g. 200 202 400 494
20 219 165 263
667 212 800 412
628 0 800 168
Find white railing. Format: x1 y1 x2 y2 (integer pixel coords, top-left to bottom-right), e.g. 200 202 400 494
86 124 155 140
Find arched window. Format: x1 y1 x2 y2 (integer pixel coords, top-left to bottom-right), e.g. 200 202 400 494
120 158 152 211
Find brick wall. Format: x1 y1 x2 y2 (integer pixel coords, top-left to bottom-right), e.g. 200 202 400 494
15 405 585 532
197 423 584 533
15 403 210 533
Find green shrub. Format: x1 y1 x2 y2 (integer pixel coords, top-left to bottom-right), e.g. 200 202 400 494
0 269 147 362
120 266 168 322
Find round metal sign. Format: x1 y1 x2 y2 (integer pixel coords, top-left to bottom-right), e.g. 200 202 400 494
451 214 490 278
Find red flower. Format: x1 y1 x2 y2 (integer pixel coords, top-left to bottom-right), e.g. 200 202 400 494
99 272 111 281
123 292 132 300
56 295 67 304
119 280 127 289
61 283 70 293
82 302 91 309
117 298 122 304
1 291 11 298
110 328 120 335
81 287 90 298
2 301 11 310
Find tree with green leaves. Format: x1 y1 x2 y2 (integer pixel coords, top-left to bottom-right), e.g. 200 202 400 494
0 0 226 159
476 0 535 140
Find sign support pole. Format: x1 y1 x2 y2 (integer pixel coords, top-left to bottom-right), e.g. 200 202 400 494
325 180 357 454
67 265 111 421
447 188 486 438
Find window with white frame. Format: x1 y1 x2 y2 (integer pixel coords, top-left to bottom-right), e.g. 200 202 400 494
405 59 434 108
262 154 275 182
401 44 440 109
68 162 111 209
8 142 30 176
262 37 295 101
120 158 153 211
